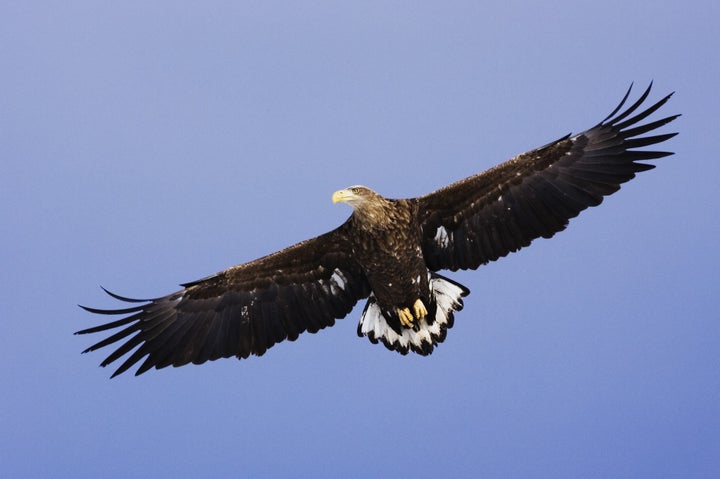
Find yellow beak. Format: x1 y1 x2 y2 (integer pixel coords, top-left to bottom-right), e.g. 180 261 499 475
332 189 353 204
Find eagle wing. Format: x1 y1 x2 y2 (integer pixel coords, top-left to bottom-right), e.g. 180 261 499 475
416 84 679 272
77 222 370 377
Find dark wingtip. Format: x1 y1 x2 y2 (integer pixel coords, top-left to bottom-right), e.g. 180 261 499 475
78 303 145 315
100 286 152 303
601 82 635 123
78 286 152 316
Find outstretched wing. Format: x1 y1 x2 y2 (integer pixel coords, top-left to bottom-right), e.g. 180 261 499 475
417 83 679 272
77 222 370 377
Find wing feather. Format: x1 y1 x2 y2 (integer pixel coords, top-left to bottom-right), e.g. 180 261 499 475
418 84 679 271
77 222 369 377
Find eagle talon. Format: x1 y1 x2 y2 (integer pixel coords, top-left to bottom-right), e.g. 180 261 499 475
413 299 428 320
398 307 414 327
398 300 428 328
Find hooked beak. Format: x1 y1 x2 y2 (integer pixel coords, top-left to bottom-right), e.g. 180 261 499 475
332 189 354 204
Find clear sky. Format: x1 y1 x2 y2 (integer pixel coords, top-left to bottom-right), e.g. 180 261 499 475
2 1 718 478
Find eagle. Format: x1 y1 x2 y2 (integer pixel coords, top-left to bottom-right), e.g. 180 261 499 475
78 84 678 377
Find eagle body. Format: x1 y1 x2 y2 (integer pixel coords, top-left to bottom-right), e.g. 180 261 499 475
345 194 428 319
78 84 679 377
336 189 469 353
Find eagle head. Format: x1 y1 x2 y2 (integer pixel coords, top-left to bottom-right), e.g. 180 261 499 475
332 185 395 225
332 185 377 208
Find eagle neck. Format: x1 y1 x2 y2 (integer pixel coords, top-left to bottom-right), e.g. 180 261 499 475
352 197 410 233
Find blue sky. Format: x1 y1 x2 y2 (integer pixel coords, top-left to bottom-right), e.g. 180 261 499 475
2 1 718 478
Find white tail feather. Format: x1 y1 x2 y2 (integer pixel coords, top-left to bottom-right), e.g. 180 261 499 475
357 273 469 355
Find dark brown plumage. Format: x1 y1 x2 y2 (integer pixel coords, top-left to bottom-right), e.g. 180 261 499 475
78 83 678 377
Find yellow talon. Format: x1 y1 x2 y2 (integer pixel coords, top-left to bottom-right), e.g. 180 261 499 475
398 300 428 328
413 299 428 320
398 307 414 327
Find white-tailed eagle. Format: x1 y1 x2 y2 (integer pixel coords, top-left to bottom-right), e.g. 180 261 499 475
77 84 678 377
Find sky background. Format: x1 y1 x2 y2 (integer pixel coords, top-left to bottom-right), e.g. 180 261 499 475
2 1 718 478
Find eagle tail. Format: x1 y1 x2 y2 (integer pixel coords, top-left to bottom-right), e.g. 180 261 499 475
357 273 470 355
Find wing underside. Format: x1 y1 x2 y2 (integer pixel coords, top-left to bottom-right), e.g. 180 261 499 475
77 225 370 377
418 83 678 271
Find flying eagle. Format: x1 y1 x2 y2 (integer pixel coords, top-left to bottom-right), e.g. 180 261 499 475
78 84 678 377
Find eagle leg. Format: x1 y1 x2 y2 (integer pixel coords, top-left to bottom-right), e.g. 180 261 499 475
413 299 428 320
397 299 428 328
398 307 415 327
